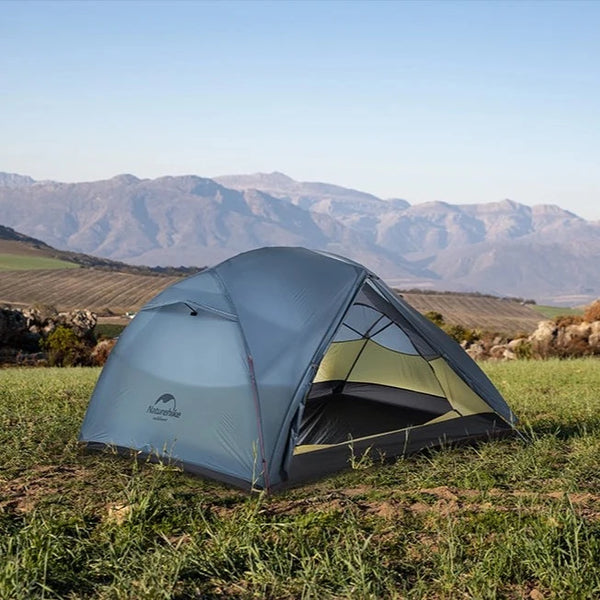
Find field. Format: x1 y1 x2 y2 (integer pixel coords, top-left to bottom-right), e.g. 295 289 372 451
399 292 543 336
0 253 79 272
0 266 548 334
0 269 180 314
1 360 600 599
530 305 585 320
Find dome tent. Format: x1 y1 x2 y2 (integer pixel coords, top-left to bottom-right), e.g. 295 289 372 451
80 247 517 491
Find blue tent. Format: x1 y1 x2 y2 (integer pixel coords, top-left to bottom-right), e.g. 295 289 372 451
80 247 516 490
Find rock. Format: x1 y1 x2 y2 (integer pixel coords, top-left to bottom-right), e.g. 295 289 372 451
529 320 557 345
507 337 528 350
0 305 98 364
528 320 557 357
559 322 591 345
489 344 507 360
91 338 117 365
58 310 97 339
466 342 486 361
0 308 28 346
588 321 600 350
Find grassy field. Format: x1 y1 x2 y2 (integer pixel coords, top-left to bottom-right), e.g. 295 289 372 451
1 360 600 599
0 253 80 272
530 305 585 320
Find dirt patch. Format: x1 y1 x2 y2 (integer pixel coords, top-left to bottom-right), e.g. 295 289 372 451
0 464 93 514
262 484 600 521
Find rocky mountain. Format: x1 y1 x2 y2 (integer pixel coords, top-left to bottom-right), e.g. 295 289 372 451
0 173 36 188
0 171 598 304
0 172 420 281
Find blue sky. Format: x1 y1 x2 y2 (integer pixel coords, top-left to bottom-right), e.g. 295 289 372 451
1 0 599 219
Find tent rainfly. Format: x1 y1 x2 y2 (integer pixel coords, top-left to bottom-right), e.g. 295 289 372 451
80 247 517 491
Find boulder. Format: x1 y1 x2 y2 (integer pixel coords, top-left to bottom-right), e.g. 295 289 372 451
91 338 117 366
59 310 97 339
528 320 557 357
489 344 508 360
588 321 600 350
0 305 98 364
507 337 528 351
466 342 486 361
0 308 28 346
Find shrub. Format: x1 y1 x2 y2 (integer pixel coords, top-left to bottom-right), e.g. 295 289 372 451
40 326 91 367
584 300 600 323
424 311 445 326
553 315 584 328
443 324 480 345
513 341 533 360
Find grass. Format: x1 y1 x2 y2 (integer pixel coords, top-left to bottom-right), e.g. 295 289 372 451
1 360 600 598
530 304 584 320
94 323 127 339
0 253 79 271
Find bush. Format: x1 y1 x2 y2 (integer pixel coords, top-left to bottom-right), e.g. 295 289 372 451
553 315 584 328
443 324 480 345
513 341 533 360
584 301 600 323
40 326 91 367
424 311 445 326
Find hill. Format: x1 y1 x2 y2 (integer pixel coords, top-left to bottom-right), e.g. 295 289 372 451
0 225 188 314
0 224 203 277
0 226 544 332
1 172 599 304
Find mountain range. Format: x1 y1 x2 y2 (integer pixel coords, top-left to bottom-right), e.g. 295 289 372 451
0 170 598 304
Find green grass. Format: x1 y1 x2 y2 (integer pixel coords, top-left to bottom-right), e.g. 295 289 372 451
0 253 79 271
531 304 584 319
94 323 127 339
1 360 600 598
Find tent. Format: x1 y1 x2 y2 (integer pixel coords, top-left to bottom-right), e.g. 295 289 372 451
80 247 517 491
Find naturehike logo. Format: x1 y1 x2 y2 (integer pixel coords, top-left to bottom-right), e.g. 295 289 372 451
147 393 181 421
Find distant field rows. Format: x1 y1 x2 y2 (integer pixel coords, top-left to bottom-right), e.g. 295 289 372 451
401 292 542 335
0 268 544 333
0 269 180 313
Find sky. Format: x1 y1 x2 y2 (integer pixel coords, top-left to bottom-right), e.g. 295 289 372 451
1 0 599 220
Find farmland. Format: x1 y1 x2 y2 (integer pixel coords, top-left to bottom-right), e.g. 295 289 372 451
530 304 585 320
399 292 543 335
0 269 181 314
0 253 79 271
0 268 548 334
1 359 600 598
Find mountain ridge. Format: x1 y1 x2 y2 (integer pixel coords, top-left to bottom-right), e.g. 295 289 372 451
0 170 598 304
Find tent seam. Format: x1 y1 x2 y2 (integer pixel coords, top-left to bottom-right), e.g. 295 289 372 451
212 270 271 491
